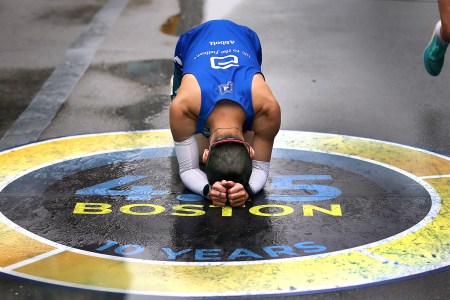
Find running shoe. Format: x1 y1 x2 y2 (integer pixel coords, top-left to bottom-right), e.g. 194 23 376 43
424 34 448 76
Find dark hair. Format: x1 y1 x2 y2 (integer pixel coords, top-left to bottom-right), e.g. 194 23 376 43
205 142 252 185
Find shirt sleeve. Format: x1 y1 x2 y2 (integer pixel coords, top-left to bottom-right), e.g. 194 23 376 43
172 35 185 97
247 29 263 66
253 32 263 66
174 39 184 71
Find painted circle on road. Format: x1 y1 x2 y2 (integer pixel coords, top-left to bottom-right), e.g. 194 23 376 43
0 147 433 262
0 130 450 297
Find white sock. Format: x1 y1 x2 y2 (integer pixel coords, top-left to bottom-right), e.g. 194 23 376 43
435 21 449 46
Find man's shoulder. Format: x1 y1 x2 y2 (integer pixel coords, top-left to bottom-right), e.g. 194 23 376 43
173 75 201 113
252 75 277 110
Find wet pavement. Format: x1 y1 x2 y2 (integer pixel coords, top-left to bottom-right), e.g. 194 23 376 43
1 0 450 299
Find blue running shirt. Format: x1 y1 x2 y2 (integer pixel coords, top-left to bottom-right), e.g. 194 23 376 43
173 20 263 135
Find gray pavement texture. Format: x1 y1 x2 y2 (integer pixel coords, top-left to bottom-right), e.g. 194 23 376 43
1 0 450 299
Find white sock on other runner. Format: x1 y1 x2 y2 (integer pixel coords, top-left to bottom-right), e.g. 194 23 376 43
435 21 449 46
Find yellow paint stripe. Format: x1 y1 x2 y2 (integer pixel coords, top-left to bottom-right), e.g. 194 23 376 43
0 131 173 180
0 222 56 267
367 177 450 268
14 251 401 294
275 131 450 177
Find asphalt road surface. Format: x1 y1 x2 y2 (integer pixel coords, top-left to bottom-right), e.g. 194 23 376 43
0 0 449 299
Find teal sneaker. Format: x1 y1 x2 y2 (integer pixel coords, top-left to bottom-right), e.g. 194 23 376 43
424 34 448 76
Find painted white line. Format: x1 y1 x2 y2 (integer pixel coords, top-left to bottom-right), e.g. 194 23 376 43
2 248 67 272
0 0 129 151
420 174 450 179
358 249 415 273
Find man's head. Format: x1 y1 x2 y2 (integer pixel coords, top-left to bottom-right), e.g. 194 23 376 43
202 136 254 185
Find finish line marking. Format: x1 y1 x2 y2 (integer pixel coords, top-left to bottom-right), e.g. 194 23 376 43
0 0 129 151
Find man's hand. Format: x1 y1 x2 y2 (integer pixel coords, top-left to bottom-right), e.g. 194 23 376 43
209 180 228 207
209 180 249 207
223 181 249 207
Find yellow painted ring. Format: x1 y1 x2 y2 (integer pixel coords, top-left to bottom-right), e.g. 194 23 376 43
0 129 450 297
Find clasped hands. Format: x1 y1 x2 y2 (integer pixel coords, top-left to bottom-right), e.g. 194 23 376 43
208 180 249 207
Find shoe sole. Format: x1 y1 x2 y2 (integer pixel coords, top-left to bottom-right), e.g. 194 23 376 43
423 27 444 77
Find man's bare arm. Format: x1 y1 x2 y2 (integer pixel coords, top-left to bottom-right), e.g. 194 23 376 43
169 75 200 142
244 75 281 196
251 84 281 162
